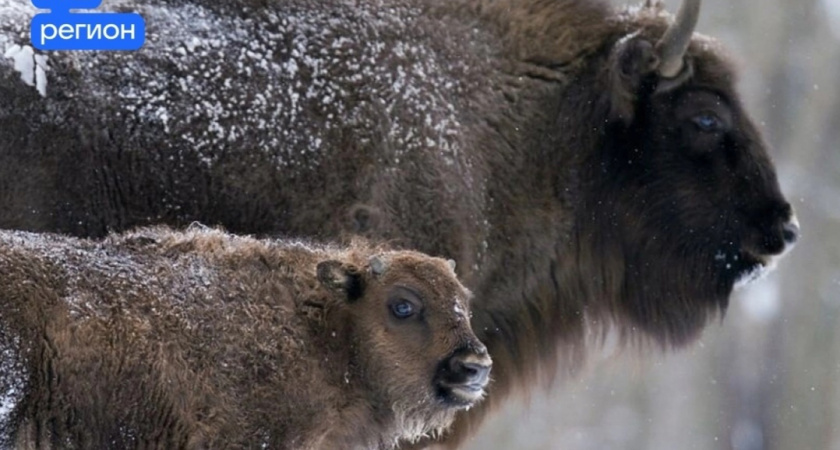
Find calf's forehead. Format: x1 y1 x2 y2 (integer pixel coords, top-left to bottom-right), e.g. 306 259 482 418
381 254 470 301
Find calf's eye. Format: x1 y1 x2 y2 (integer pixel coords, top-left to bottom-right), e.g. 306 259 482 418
691 113 724 132
390 300 415 319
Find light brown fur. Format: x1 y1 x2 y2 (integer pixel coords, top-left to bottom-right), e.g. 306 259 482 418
0 226 488 449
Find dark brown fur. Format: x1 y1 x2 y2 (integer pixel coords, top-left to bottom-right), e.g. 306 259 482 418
0 227 488 449
0 0 796 447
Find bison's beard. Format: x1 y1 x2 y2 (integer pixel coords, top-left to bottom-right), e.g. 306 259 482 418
578 226 737 348
623 242 732 347
575 182 792 346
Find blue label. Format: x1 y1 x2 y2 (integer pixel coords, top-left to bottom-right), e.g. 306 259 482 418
30 4 146 51
32 0 102 10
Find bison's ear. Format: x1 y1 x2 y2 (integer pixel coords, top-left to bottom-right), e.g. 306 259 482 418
607 37 659 124
609 0 701 123
317 260 364 302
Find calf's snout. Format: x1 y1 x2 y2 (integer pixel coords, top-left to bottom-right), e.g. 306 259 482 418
445 352 492 388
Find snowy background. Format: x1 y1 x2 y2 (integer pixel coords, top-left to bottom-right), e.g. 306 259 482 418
465 0 840 449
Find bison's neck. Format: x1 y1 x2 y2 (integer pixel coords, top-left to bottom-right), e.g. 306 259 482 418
460 0 621 291
425 2 645 446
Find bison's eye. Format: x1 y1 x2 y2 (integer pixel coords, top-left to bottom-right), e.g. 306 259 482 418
390 300 416 319
691 112 724 133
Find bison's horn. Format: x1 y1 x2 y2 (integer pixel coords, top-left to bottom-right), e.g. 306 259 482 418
655 0 701 78
369 255 388 275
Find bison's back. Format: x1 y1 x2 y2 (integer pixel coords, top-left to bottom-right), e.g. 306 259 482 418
0 0 489 252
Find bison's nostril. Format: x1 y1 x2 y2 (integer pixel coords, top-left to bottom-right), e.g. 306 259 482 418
782 217 800 245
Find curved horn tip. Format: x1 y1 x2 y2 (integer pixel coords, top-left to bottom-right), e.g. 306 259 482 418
656 0 702 78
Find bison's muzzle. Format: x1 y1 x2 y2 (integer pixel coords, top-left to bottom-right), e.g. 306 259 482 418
732 205 800 289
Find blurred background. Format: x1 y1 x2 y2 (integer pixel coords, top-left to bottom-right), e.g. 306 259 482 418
465 0 840 449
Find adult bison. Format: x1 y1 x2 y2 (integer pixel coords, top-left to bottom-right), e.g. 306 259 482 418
0 226 491 449
0 0 797 446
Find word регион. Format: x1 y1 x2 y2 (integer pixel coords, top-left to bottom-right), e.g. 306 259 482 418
30 0 145 50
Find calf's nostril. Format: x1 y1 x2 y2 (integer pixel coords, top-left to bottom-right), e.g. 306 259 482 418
442 348 493 389
459 361 491 385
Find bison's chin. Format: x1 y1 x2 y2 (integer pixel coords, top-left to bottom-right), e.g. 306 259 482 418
729 251 783 290
718 238 797 291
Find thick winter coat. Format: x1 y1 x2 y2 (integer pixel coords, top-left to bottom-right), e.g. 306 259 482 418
0 0 797 445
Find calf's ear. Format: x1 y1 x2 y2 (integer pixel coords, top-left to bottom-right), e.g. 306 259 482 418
317 260 364 302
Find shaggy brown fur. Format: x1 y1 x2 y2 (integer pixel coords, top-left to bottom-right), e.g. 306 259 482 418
0 0 797 447
0 227 490 449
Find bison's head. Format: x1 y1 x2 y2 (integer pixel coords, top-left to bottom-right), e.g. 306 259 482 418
316 252 491 439
581 0 798 345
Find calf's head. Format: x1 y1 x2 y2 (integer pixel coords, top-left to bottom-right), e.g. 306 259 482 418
317 251 491 435
583 0 798 344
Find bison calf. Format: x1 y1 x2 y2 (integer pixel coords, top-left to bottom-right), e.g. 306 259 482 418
0 227 491 449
